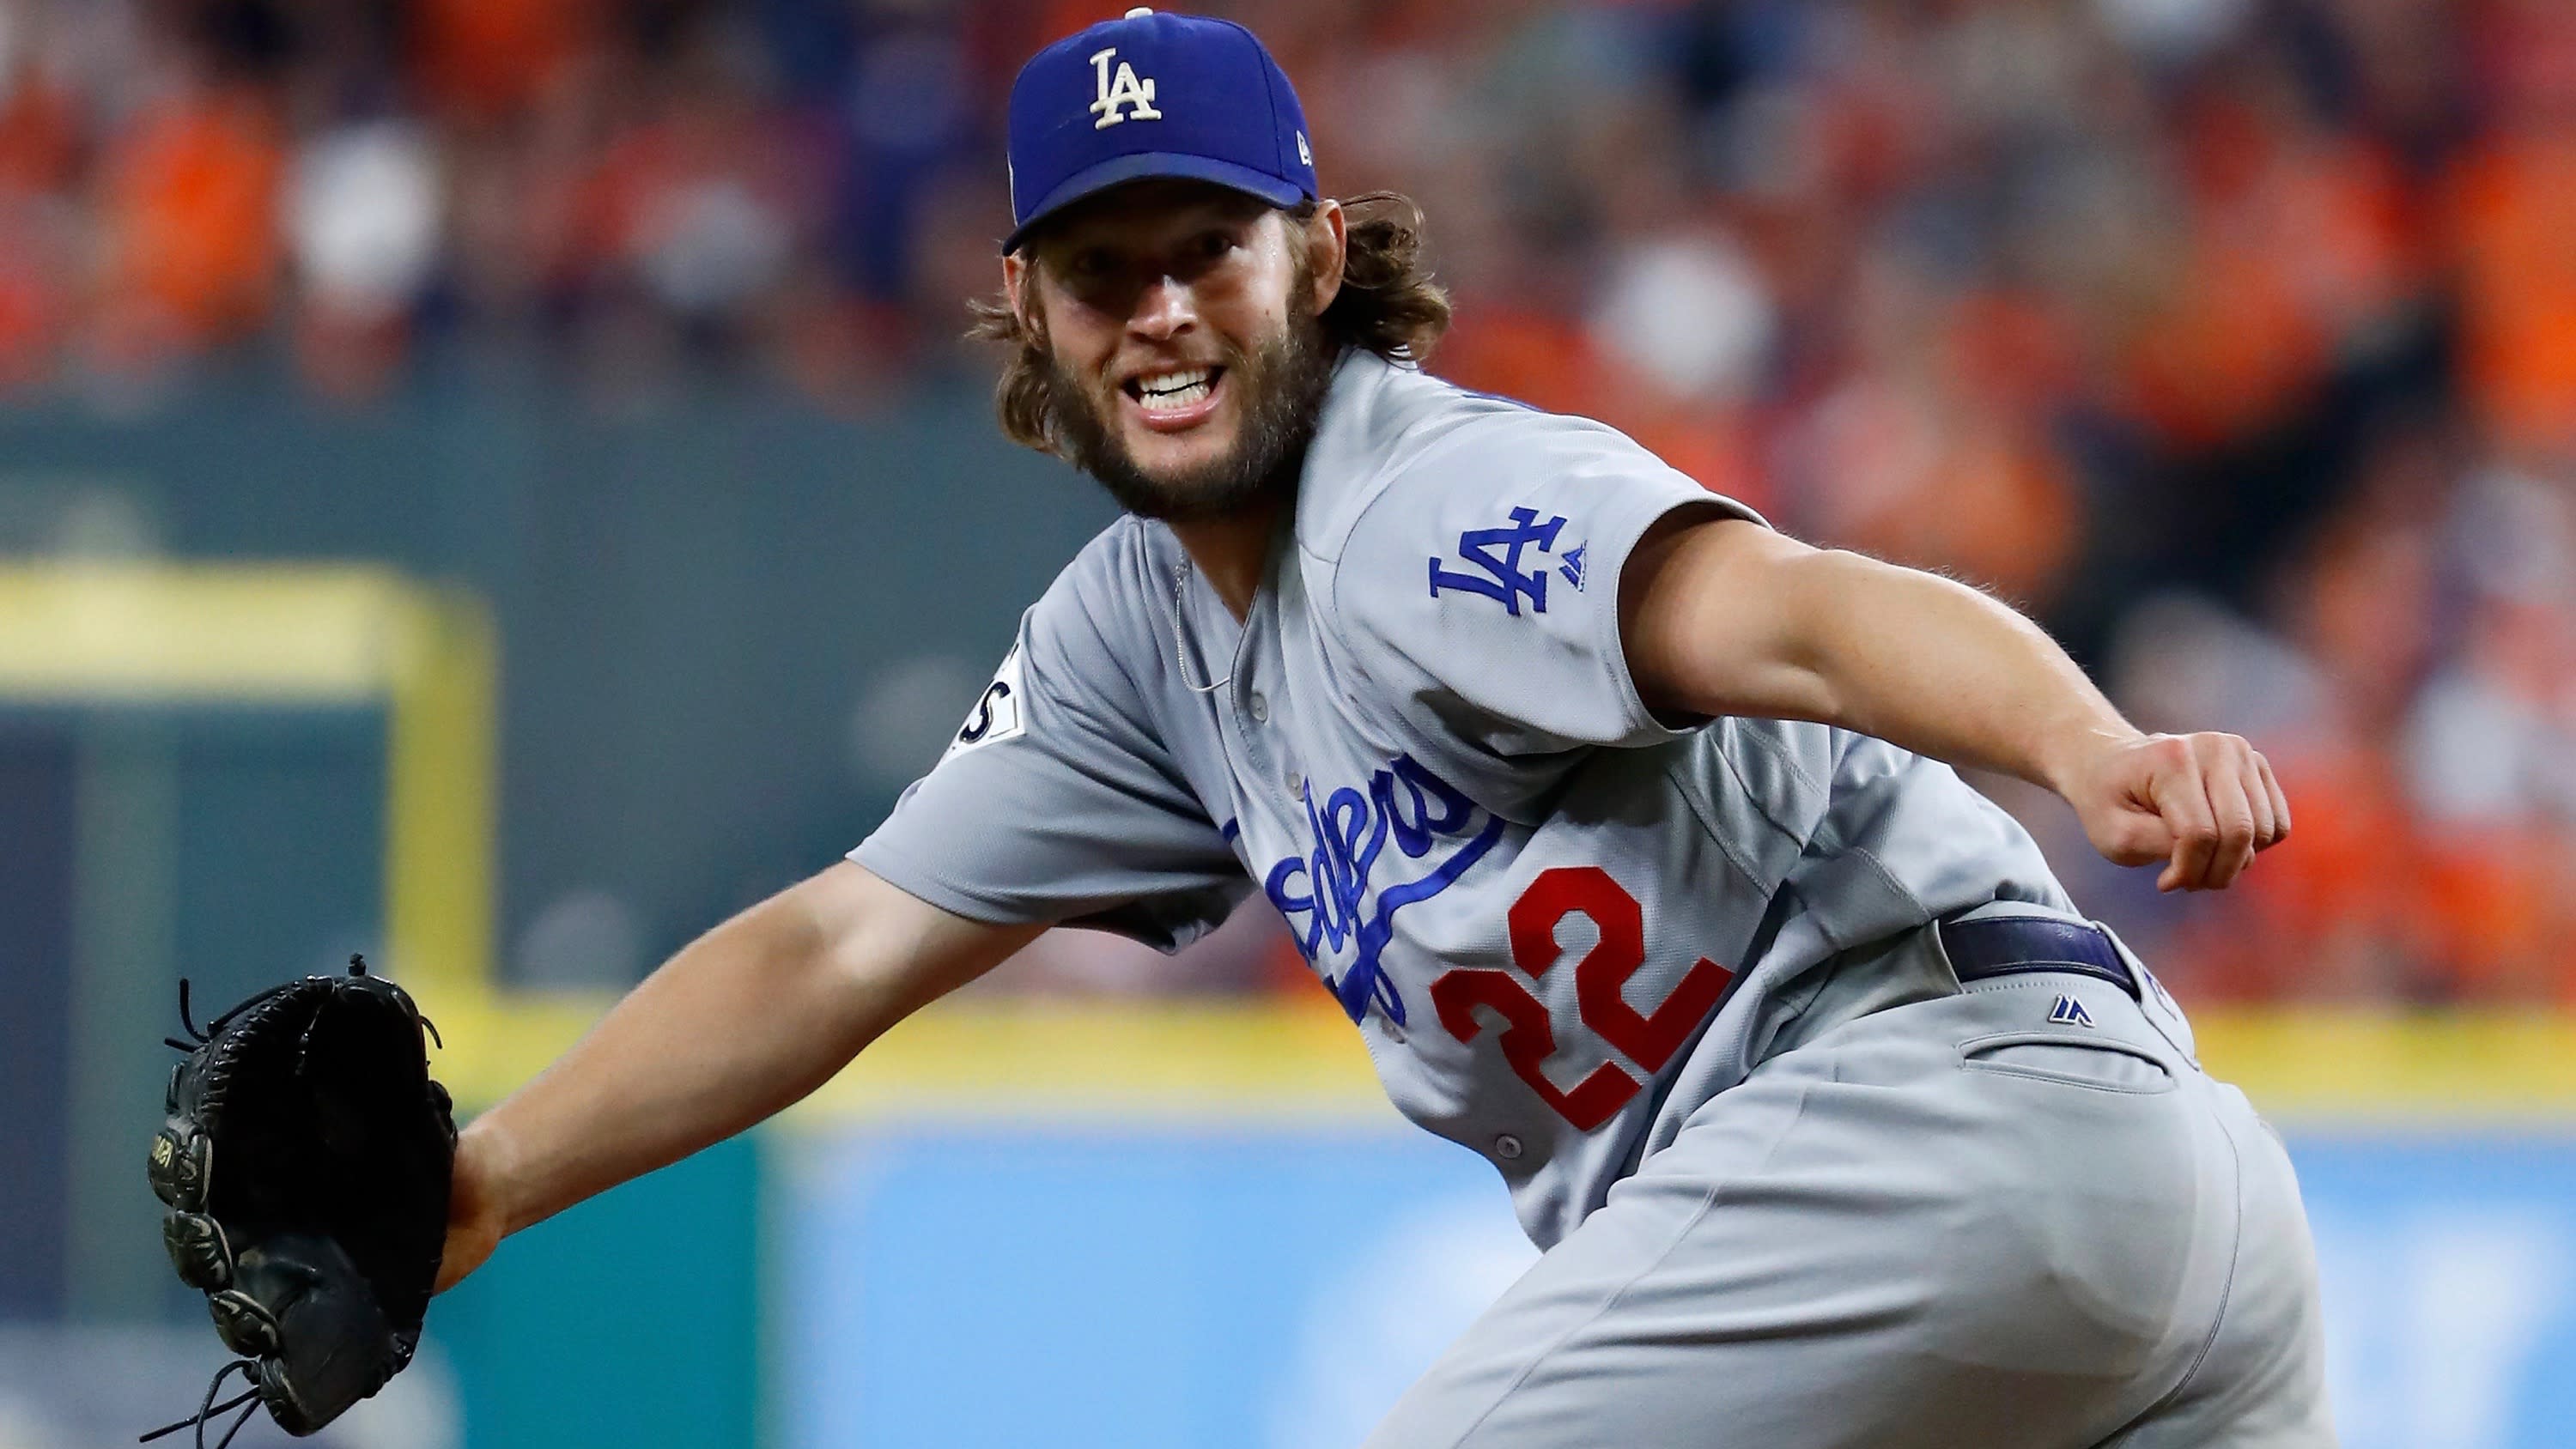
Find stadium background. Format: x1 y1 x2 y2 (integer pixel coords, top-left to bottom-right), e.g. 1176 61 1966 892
0 0 2573 1443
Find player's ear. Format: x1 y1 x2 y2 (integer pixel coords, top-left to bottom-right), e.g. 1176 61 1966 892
1303 200 1346 317
1003 252 1031 329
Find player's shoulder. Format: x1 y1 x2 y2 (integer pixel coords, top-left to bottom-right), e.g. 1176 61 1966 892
1054 511 1185 605
1294 352 1728 569
1023 512 1182 677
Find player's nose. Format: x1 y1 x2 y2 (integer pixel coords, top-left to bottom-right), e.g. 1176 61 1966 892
1127 274 1197 341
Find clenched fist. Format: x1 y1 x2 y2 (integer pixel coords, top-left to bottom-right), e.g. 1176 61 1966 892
2057 731 2291 892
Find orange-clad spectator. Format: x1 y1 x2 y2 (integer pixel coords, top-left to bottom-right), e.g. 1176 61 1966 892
1577 211 1776 510
1431 299 1607 421
563 71 807 324
1807 8 1944 209
2265 136 2419 343
2409 824 2568 1003
1433 291 1769 510
91 86 284 365
2403 555 2576 998
1790 369 2078 607
2124 81 2327 449
1945 290 2083 421
0 207 67 389
2171 743 2423 1002
0 64 78 199
413 0 601 126
1615 399 1766 518
2446 0 2576 454
1783 270 2080 606
1036 0 1123 37
2294 503 2443 743
2479 0 2576 129
0 47 82 385
2447 130 2576 457
2125 234 2319 448
2126 58 2421 450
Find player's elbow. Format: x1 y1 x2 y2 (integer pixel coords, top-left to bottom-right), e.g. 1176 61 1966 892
784 861 1042 1034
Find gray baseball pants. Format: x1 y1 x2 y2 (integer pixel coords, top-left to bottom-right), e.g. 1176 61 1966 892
1362 927 2334 1448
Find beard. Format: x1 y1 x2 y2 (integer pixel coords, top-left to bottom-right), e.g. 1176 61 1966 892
1037 311 1339 524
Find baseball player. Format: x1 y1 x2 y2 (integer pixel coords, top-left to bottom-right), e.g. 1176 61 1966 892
434 10 2332 1446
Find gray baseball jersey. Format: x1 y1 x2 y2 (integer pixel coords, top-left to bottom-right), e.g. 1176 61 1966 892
853 349 2075 1249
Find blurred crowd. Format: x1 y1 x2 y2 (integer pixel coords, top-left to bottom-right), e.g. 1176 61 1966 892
3 0 2573 1006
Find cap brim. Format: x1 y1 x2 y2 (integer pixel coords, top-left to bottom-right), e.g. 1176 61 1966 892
1004 152 1309 253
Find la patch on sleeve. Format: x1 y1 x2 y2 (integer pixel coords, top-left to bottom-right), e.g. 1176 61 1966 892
945 644 1026 760
1427 506 1582 616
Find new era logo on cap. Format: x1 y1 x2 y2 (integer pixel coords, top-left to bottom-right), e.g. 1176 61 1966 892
1003 7 1318 252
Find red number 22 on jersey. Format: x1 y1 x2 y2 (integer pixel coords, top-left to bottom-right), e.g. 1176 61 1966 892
1428 866 1735 1131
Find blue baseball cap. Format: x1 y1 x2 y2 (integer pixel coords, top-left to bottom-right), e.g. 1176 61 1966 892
1002 7 1317 253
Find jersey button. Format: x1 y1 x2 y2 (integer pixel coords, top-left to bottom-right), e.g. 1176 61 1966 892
1493 1134 1524 1161
1248 692 1269 724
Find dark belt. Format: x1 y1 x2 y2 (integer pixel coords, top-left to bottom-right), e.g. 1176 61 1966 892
1936 915 2140 1000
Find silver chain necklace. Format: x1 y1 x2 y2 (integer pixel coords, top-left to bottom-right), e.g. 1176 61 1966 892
1171 561 1233 694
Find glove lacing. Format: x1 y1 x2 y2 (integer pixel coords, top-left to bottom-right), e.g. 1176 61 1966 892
138 1360 264 1449
163 956 441 1056
161 975 252 1055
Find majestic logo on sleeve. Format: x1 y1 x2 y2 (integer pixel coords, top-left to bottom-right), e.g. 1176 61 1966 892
1089 47 1163 128
944 645 1026 760
1428 507 1581 616
1262 754 1505 1026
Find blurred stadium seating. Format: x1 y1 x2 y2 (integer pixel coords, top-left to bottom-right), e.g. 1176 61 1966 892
0 1 2573 1446
0 0 2562 999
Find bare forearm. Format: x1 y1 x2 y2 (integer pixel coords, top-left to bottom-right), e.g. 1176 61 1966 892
1779 550 2134 790
1625 524 2135 791
1630 516 2287 892
465 907 849 1235
464 865 1033 1238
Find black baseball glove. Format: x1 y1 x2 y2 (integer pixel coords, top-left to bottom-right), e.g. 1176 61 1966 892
144 955 456 1448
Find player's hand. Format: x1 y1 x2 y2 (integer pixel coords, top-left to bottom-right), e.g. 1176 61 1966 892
2059 731 2290 892
434 1120 512 1294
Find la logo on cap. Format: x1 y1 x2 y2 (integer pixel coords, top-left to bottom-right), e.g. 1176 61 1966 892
1089 43 1162 129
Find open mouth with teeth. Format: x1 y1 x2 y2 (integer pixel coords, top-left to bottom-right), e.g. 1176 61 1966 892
1124 366 1225 417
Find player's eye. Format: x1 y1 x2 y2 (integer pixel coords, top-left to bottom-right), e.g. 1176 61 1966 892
1167 230 1237 281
